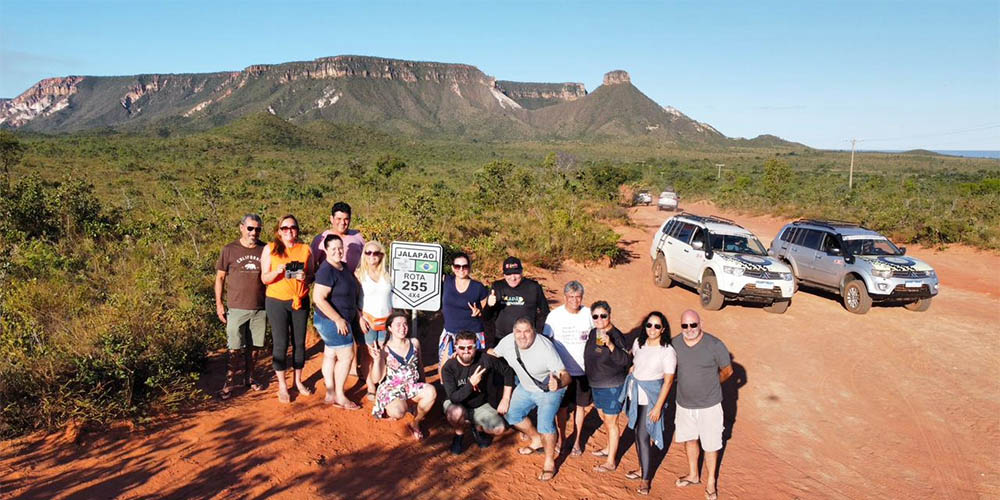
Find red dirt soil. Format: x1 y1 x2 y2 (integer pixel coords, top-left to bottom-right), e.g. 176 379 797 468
3 203 998 499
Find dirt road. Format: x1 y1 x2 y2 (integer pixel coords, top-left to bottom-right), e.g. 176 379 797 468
3 203 998 499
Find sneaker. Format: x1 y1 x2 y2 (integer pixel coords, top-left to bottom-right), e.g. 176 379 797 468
450 434 465 455
469 425 492 448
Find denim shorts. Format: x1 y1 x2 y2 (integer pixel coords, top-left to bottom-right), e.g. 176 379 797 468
313 313 354 348
364 328 387 346
591 385 625 415
504 384 567 435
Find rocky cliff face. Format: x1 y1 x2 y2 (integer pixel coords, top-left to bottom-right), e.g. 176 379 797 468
494 81 587 110
602 70 630 86
0 76 84 127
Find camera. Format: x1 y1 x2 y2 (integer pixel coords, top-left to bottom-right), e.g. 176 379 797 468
285 261 305 280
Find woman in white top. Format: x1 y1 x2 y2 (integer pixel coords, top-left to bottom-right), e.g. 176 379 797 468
625 310 677 495
356 240 393 400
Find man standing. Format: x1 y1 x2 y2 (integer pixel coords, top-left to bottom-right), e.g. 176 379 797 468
486 257 549 343
671 310 733 500
542 280 593 456
491 317 570 481
441 331 515 455
310 201 365 273
214 214 267 399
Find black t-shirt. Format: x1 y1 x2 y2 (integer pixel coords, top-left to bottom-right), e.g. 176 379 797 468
488 278 549 341
441 351 515 409
583 326 632 388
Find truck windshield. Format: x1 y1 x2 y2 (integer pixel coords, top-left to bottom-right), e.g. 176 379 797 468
844 238 901 256
710 234 768 256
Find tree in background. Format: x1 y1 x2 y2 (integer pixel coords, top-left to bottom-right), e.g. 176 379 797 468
0 131 26 189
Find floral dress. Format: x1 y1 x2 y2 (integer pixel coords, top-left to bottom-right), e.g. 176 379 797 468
372 339 427 418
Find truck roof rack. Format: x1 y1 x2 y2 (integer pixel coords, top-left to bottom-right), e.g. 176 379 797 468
793 219 861 230
677 212 745 229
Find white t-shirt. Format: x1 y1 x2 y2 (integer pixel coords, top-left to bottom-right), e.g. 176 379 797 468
542 305 593 377
630 339 677 405
359 272 392 319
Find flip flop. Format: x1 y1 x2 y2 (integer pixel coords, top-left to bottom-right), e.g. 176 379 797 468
591 449 609 457
705 489 718 500
518 446 544 455
537 469 555 481
407 423 425 441
569 447 583 457
593 463 615 473
250 381 264 391
366 391 377 401
332 400 361 411
637 481 651 495
218 386 232 400
625 470 642 480
676 477 701 488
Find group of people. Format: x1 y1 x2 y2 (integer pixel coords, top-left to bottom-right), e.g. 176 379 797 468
214 202 733 499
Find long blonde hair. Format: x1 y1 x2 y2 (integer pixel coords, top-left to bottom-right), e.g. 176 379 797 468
356 240 391 282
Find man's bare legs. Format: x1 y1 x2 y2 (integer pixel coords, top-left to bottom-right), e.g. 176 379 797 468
512 419 557 480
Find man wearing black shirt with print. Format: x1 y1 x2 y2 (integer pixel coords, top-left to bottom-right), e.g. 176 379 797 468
486 256 550 343
442 331 515 454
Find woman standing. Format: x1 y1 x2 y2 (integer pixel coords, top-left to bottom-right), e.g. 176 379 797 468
584 301 631 473
620 311 676 495
260 214 312 403
312 234 361 410
438 252 490 372
371 311 438 440
356 240 392 400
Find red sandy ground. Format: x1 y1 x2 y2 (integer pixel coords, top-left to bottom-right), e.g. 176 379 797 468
3 203 998 499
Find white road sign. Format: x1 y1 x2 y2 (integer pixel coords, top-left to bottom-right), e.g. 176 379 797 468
390 241 442 311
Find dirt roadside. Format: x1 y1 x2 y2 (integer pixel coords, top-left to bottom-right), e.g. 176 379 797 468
3 203 998 499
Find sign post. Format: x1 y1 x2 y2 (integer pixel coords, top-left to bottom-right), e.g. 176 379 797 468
390 241 443 337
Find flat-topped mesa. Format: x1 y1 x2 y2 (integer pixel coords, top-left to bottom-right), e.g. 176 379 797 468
603 70 631 86
0 76 85 127
267 55 491 85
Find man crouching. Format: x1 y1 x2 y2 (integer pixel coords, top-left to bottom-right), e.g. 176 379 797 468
441 331 514 454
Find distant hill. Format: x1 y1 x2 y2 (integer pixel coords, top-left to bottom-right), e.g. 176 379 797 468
0 55 799 146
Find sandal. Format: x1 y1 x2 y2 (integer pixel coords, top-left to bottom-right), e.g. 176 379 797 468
705 489 718 500
637 481 651 495
408 422 425 441
332 400 361 411
591 449 609 457
569 447 583 457
537 469 555 482
218 386 232 400
518 446 544 455
366 391 377 401
625 470 641 480
676 477 701 488
593 463 615 473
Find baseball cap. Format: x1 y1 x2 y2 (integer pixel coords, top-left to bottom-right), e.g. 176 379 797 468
502 256 523 275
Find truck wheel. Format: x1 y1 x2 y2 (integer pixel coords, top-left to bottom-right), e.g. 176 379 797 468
903 297 932 312
653 254 672 288
764 300 790 314
842 278 872 314
699 272 724 310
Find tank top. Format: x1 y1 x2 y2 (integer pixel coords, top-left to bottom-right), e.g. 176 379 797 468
265 241 311 310
359 272 393 330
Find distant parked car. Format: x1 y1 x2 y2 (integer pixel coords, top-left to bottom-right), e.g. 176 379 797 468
635 191 652 205
769 219 939 314
657 190 679 211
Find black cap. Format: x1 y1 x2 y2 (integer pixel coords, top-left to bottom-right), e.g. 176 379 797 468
502 256 523 275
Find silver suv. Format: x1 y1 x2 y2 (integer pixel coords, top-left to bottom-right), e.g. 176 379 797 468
769 219 939 314
650 213 795 313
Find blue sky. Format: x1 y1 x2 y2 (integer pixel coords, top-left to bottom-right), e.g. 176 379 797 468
1 0 997 149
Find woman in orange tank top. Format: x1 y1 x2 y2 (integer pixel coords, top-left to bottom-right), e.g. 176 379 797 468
261 214 313 403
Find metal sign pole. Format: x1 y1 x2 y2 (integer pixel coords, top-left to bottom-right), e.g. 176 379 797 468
411 308 418 339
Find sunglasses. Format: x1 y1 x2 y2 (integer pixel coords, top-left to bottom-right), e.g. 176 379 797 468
452 263 470 269
681 322 699 329
645 323 664 330
279 226 298 231
455 345 476 351
364 250 383 256
592 313 609 319
244 226 261 232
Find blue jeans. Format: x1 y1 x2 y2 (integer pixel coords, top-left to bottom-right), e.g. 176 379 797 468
504 384 566 435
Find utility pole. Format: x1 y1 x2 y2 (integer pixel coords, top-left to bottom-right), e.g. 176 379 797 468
849 139 856 191
715 163 725 180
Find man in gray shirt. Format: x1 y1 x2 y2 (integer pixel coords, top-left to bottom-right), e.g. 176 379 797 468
491 317 570 482
671 310 732 500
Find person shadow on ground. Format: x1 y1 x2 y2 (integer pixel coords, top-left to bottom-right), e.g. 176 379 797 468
713 355 746 485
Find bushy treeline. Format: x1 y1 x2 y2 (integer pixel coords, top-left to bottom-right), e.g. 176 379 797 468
0 123 628 437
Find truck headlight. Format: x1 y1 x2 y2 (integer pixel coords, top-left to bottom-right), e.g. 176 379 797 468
779 272 793 281
872 269 892 279
723 266 743 276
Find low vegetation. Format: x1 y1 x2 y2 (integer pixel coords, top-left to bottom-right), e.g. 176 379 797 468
1 120 996 437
